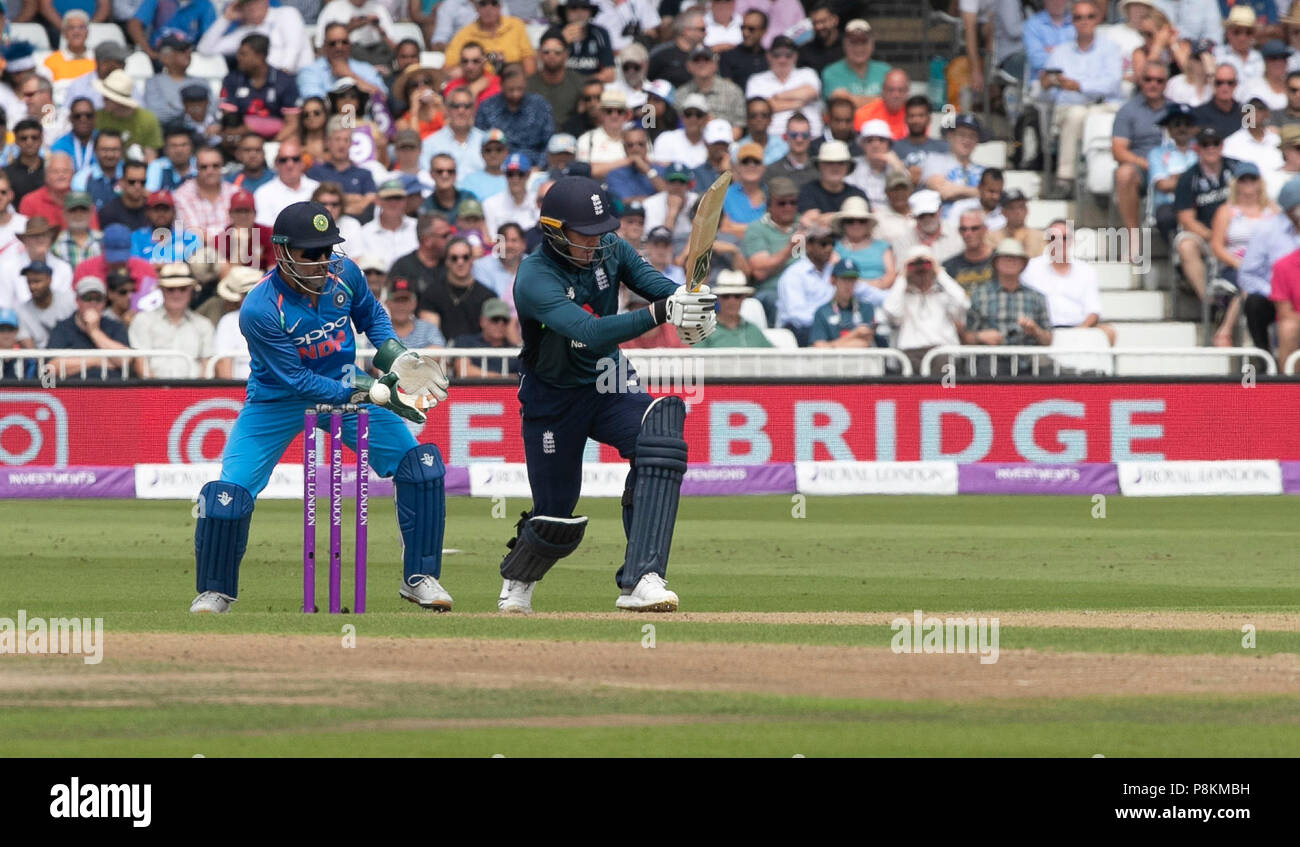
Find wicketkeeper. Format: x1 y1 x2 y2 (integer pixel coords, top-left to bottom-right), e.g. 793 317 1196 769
496 176 717 614
190 201 453 614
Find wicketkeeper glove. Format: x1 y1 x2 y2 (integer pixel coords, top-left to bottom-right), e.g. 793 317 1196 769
348 371 427 425
372 338 449 411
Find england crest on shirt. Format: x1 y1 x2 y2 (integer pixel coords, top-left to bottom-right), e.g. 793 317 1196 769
594 267 608 290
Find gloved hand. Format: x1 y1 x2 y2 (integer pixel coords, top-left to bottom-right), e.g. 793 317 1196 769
348 371 426 425
373 338 449 411
652 284 716 329
678 311 717 345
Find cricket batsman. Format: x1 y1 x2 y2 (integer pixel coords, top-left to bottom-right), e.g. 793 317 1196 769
189 201 453 614
496 176 717 614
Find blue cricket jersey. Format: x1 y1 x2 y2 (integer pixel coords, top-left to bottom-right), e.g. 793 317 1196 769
239 256 396 405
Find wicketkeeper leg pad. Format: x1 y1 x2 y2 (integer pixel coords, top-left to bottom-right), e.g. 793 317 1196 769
616 396 687 589
194 481 254 598
499 513 589 581
394 443 446 581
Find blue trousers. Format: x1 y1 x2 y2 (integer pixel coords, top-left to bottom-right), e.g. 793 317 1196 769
518 370 652 525
220 398 418 496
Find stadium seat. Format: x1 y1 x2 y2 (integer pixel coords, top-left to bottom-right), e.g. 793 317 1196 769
1026 199 1071 229
391 22 426 49
1002 170 1042 200
188 53 230 80
762 328 798 348
263 140 280 165
971 141 1008 169
740 296 768 328
10 23 50 50
87 23 126 49
1080 111 1117 210
420 51 445 70
1050 327 1114 375
124 51 153 81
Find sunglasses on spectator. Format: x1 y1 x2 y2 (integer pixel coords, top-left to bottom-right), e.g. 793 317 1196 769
958 225 984 233
122 178 145 185
319 198 342 206
602 107 624 115
1142 75 1166 83
786 131 810 140
433 168 456 175
448 102 474 110
110 286 135 295
79 293 106 302
477 0 499 5
1072 13 1097 20
622 62 642 71
506 171 526 178
198 163 222 170
483 145 506 153
1229 27 1253 36
683 110 706 118
303 109 325 117
1199 139 1223 147
770 198 797 206
448 254 472 262
718 293 744 299
72 111 94 119
489 316 509 323
1215 78 1237 86
277 155 302 163
462 56 485 65
541 48 566 55
739 158 763 166
741 25 762 32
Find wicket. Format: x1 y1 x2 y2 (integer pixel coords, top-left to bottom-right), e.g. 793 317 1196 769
303 404 368 613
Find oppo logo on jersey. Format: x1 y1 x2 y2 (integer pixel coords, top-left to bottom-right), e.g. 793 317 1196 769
294 315 349 360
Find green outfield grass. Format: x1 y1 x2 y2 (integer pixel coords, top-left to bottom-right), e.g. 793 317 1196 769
2 496 1297 756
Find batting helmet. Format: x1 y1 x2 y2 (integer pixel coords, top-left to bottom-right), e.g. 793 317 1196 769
272 201 345 293
539 176 619 267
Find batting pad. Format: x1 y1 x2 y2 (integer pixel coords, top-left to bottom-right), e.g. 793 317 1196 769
394 443 446 580
194 481 254 598
499 514 589 581
619 396 688 589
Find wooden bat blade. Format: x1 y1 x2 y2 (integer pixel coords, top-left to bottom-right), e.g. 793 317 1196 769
684 172 732 292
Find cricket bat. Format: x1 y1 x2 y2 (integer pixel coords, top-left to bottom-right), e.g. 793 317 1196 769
683 172 732 292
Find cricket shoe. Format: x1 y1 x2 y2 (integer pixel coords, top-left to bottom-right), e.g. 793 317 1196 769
497 579 535 614
401 575 453 611
615 573 679 612
189 591 233 614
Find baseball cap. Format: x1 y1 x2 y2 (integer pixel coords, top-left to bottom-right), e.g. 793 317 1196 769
0 308 18 330
680 93 710 114
22 261 53 276
947 113 986 139
180 83 209 102
63 191 93 210
736 141 764 162
157 262 197 288
688 44 715 61
1279 175 1300 211
456 198 484 219
704 119 733 145
845 19 872 36
229 189 255 211
1189 38 1216 58
767 176 798 198
769 35 797 53
387 276 418 298
644 79 673 105
75 275 107 297
482 128 508 148
399 172 423 196
1247 96 1270 111
482 298 511 320
158 31 193 51
831 258 861 278
903 244 936 265
665 162 692 182
1234 160 1262 179
860 119 893 141
505 152 531 172
560 161 592 178
1157 102 1197 125
547 134 577 155
885 169 911 190
1262 39 1293 60
394 129 421 149
1197 126 1225 145
1002 187 1028 204
103 224 132 263
646 225 673 243
908 189 942 216
377 179 407 199
621 200 645 218
94 42 129 63
148 190 174 208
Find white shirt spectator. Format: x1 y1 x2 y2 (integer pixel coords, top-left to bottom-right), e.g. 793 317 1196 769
337 214 364 243
316 0 399 48
0 211 28 252
703 12 742 50
1151 0 1224 45
15 287 76 348
420 126 487 174
1020 254 1103 327
745 67 823 136
354 216 418 271
878 270 970 350
651 129 708 168
213 309 251 380
253 176 321 227
775 256 834 329
1240 77 1287 112
1224 127 1283 173
595 0 663 53
0 250 73 309
576 126 628 165
642 189 699 233
1164 74 1213 107
482 188 539 241
128 307 215 378
431 0 478 46
197 5 315 74
1215 45 1265 85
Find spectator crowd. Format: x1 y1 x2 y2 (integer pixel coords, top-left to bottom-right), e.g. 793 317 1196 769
4 0 1300 381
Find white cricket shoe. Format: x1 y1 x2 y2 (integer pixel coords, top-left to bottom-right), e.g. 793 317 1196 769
497 579 535 614
400 575 453 611
615 573 679 612
189 591 233 614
